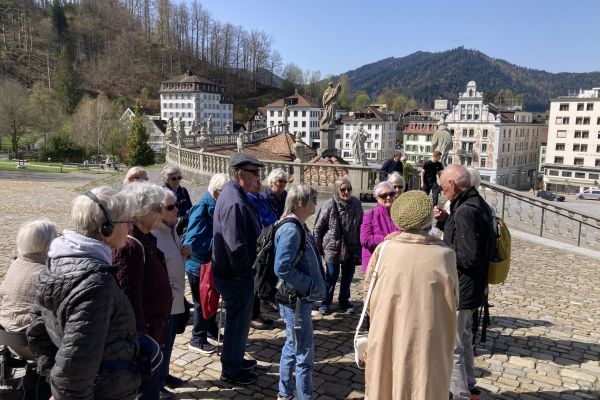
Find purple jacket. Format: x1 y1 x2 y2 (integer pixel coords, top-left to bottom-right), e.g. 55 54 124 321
359 204 399 273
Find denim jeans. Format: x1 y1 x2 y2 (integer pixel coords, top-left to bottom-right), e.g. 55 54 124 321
138 362 161 400
451 309 476 399
159 314 179 390
213 276 254 376
278 301 314 400
323 262 355 308
187 272 218 345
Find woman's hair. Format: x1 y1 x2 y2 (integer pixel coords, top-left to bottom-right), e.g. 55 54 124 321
266 168 289 187
123 166 147 184
387 172 405 188
467 167 481 188
16 219 57 257
121 182 166 217
208 173 230 195
332 177 352 200
372 181 395 198
161 164 182 183
282 183 317 216
162 187 177 204
71 186 132 237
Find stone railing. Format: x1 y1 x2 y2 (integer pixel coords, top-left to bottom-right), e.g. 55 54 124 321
480 181 600 251
175 123 289 148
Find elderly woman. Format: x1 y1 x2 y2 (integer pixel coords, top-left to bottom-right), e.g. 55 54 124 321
161 164 192 235
152 189 189 399
313 177 364 314
259 168 289 218
123 166 149 184
183 173 229 353
363 191 459 399
27 187 141 399
359 181 399 274
274 184 325 400
113 182 172 400
387 172 405 197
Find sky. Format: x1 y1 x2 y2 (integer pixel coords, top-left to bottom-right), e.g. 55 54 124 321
191 0 600 77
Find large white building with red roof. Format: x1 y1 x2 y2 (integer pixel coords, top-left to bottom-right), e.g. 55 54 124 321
265 91 323 148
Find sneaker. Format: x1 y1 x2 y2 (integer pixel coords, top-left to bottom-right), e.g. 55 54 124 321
164 374 185 388
318 305 330 315
220 370 257 385
242 358 257 371
188 342 216 354
277 395 295 400
251 318 274 329
339 305 356 314
470 388 481 400
159 389 175 399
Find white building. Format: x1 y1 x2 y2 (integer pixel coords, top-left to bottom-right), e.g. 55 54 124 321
265 91 323 147
544 88 600 192
445 81 543 189
159 71 233 135
341 106 398 163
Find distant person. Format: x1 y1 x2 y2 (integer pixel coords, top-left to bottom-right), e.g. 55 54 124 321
379 152 403 180
364 190 458 399
402 157 412 191
212 154 263 385
420 150 444 206
313 177 363 314
123 166 149 184
161 164 192 236
387 172 405 197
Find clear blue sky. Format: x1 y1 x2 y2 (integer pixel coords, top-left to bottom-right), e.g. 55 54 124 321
191 0 600 76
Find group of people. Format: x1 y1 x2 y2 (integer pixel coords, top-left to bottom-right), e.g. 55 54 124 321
0 150 494 400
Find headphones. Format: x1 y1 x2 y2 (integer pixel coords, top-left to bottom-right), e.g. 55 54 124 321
84 191 114 237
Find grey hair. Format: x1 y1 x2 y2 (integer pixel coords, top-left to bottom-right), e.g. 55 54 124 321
208 173 230 195
161 164 182 183
121 182 166 217
162 187 177 204
16 219 57 257
333 177 352 200
467 167 481 188
443 164 471 190
387 172 405 188
123 166 148 184
373 181 395 197
266 168 289 187
71 186 132 238
282 183 317 216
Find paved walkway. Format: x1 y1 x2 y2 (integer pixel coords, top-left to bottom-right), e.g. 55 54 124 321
0 170 598 399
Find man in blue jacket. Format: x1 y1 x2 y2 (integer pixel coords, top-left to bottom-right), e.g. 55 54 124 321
212 153 263 385
379 151 403 180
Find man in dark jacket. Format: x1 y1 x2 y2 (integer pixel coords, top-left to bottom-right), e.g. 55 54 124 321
379 152 403 180
212 153 263 386
434 164 493 400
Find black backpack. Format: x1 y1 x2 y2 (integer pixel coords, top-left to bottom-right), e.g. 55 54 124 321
253 217 306 303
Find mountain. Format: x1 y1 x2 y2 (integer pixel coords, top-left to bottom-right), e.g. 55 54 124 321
341 48 600 111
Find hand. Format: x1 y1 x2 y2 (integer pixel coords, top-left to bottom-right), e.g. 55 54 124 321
420 182 425 189
384 231 400 241
180 245 191 258
433 206 447 222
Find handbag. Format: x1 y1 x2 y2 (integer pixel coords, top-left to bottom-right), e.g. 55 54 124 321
354 240 390 369
199 261 220 319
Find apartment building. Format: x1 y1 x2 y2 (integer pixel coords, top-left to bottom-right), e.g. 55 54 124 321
340 106 398 163
265 91 323 148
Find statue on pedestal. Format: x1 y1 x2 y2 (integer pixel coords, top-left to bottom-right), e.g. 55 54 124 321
431 118 453 166
166 116 175 143
207 114 213 135
197 125 209 148
225 121 232 134
283 104 289 126
293 130 305 162
351 122 369 165
319 81 341 129
237 132 245 153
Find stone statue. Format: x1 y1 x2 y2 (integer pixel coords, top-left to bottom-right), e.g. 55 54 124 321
319 81 341 129
237 132 245 153
166 116 175 143
431 119 453 166
293 130 306 162
207 114 213 134
283 104 289 125
351 122 369 165
225 121 232 134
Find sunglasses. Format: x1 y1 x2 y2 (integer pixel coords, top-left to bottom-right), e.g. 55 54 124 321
114 219 133 228
164 204 177 211
150 205 163 214
378 192 396 199
340 187 352 193
170 176 183 181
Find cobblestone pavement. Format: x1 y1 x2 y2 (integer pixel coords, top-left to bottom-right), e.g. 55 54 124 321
0 170 599 399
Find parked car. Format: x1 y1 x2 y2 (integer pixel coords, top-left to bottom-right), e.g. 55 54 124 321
576 189 600 200
537 191 566 202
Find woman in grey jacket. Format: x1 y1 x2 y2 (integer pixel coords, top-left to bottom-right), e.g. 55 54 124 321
313 178 364 314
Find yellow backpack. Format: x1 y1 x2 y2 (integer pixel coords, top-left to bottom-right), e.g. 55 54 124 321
488 217 511 284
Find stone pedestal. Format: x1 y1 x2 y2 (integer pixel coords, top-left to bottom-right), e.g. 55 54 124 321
318 127 336 157
347 167 372 193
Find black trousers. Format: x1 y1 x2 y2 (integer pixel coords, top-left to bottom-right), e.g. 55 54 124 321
423 183 441 207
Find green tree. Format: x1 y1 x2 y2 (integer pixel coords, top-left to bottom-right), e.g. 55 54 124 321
28 82 65 150
126 107 154 166
483 91 494 104
338 74 352 110
44 123 84 162
391 94 408 113
51 0 68 40
54 45 82 114
139 87 151 99
377 87 396 110
353 92 371 109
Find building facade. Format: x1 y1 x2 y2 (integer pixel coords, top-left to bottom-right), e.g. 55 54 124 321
543 88 600 192
403 113 439 165
265 92 323 148
445 81 543 189
340 107 398 163
159 71 233 135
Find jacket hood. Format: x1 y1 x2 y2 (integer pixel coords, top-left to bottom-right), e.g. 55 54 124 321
48 229 112 264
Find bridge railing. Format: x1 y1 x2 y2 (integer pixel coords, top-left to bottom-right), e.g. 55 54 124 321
480 181 600 250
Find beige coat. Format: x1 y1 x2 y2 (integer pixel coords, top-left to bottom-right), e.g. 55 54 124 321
363 231 459 400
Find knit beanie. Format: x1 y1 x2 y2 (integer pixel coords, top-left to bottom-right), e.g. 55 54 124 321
391 190 434 230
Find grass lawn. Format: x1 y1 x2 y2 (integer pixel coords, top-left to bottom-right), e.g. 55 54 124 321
0 160 80 173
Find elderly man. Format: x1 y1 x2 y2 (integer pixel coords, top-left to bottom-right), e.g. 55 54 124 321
379 152 403 180
212 153 264 386
434 164 494 400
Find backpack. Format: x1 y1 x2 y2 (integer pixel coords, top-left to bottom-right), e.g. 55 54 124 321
488 216 511 285
253 217 306 303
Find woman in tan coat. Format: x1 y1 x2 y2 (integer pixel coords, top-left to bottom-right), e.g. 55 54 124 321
363 190 459 399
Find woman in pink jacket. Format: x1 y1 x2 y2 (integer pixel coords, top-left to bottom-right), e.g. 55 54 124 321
360 181 400 273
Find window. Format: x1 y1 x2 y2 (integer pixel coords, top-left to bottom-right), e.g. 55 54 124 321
469 129 474 137
563 117 570 124
575 172 586 179
597 117 600 125
581 144 588 152
293 121 298 127
562 171 572 177
577 103 584 111
583 117 590 125
557 130 567 138
582 131 589 138
278 110 282 117
597 145 600 153
462 129 467 136
301 121 306 127
554 157 563 164
559 103 569 111
549 170 559 176
590 173 600 180
597 159 600 167
294 110 298 117
573 144 581 151
302 111 306 117
574 158 584 166
481 143 487 152
576 117 583 124
480 159 486 167
587 103 594 111
482 129 488 138
555 143 565 150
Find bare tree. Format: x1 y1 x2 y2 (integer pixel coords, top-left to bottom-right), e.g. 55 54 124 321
0 79 30 153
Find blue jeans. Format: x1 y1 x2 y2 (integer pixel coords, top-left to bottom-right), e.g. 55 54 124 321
187 272 218 345
213 276 254 376
323 262 355 308
159 314 179 390
451 309 476 399
278 301 314 400
138 363 161 400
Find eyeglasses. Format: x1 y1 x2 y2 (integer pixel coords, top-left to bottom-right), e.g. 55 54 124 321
164 204 177 211
340 187 352 193
378 192 396 199
114 219 133 228
240 169 260 177
276 179 288 184
150 205 163 214
169 176 183 181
